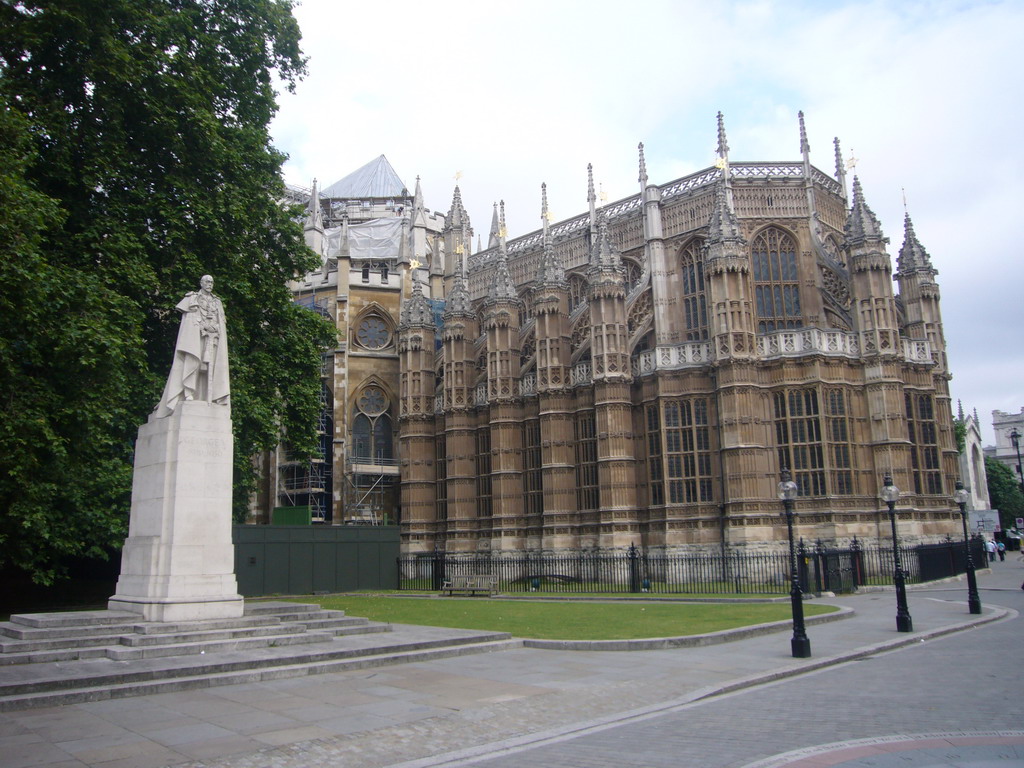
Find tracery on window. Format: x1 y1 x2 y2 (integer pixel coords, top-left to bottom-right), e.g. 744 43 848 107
661 398 713 504
680 239 707 341
352 385 392 461
569 273 589 313
775 389 823 496
475 427 492 518
906 392 942 495
575 412 599 511
356 314 391 350
753 228 802 333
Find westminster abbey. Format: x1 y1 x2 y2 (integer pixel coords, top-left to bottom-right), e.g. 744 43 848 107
267 113 961 555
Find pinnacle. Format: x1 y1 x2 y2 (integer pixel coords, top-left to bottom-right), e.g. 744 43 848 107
845 176 886 244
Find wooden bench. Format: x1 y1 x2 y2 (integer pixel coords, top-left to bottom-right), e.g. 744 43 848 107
441 574 498 596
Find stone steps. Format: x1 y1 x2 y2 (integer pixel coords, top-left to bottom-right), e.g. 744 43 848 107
0 603 384 665
0 633 520 711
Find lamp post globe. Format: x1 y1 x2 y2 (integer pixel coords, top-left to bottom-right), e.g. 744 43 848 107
954 480 982 615
881 474 913 632
778 469 811 658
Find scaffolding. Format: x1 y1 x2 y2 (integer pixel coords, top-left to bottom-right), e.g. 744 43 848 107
343 452 399 525
276 369 333 523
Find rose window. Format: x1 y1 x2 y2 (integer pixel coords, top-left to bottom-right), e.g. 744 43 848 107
357 316 389 349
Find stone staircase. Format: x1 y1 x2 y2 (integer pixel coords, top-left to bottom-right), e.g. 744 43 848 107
0 601 519 711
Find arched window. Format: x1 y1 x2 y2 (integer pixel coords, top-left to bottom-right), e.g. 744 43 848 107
352 385 392 461
569 273 588 313
679 240 707 341
752 228 802 333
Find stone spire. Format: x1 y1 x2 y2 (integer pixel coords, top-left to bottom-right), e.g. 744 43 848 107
487 202 500 249
798 111 810 156
844 176 886 245
488 201 518 301
638 142 648 187
447 184 469 229
538 183 565 286
716 111 730 159
444 255 472 316
897 213 936 275
400 274 433 327
409 178 425 228
303 178 325 257
304 178 323 232
834 137 848 200
707 182 744 245
589 208 621 274
587 163 597 236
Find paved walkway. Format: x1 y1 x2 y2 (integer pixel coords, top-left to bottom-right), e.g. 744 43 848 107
1 559 1022 768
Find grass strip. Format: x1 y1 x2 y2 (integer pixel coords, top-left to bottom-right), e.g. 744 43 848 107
297 595 838 640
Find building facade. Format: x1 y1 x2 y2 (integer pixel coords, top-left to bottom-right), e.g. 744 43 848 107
986 408 1024 482
264 116 963 554
256 155 447 525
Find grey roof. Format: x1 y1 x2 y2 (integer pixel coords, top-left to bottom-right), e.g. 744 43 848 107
321 155 408 199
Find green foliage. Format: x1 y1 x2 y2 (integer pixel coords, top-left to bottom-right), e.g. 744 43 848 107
0 0 334 582
953 418 967 454
294 596 838 640
984 456 1024 531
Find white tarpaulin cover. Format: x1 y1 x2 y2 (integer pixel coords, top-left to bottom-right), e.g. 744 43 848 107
324 218 404 261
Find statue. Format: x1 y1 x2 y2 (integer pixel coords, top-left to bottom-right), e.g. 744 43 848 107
155 274 229 417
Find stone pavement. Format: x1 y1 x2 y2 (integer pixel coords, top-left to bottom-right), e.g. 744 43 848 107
1 560 1021 768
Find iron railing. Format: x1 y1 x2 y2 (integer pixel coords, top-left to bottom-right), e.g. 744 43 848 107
398 536 988 595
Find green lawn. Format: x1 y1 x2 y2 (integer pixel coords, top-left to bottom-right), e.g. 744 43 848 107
295 595 838 640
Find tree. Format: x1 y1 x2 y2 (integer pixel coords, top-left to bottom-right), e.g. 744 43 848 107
0 0 334 583
984 456 1024 532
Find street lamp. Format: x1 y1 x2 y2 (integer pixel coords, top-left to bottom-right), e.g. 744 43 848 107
1010 428 1024 496
881 474 913 632
954 480 982 615
778 469 811 658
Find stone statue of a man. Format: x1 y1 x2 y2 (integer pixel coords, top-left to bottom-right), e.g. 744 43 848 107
155 274 230 417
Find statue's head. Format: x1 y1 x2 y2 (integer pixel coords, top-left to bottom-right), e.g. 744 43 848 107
200 274 214 292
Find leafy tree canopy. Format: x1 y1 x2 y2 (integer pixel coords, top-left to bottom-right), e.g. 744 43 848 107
0 0 335 583
984 456 1024 532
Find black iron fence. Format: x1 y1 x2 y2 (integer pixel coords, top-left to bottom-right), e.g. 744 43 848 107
398 536 987 596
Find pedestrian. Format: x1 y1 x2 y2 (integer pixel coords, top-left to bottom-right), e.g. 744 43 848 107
985 539 996 562
996 540 1005 561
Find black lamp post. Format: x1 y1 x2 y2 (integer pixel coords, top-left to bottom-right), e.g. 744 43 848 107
1010 428 1024 496
954 480 982 615
778 469 811 658
881 474 913 632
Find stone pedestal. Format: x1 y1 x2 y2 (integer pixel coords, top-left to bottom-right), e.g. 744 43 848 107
109 401 244 621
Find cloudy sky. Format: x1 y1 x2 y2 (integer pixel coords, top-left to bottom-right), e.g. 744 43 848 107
271 0 1023 446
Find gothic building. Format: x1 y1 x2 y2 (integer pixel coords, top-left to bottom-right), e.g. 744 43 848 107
257 155 447 525
265 114 963 555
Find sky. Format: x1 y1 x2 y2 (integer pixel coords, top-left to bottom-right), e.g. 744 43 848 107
270 0 1024 446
